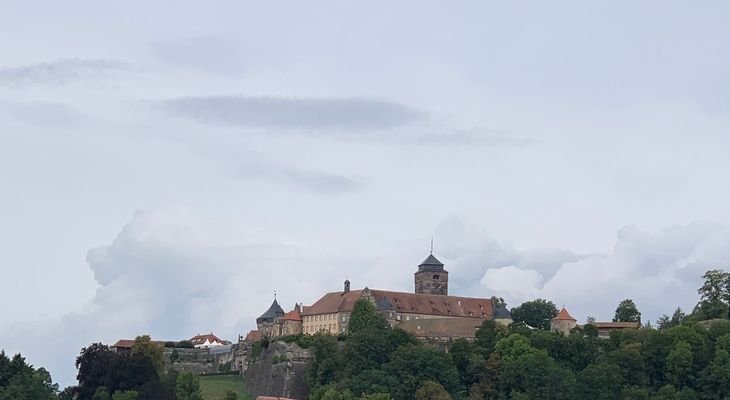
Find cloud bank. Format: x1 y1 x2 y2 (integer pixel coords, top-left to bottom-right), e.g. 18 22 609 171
4 209 727 388
0 58 130 87
159 96 426 131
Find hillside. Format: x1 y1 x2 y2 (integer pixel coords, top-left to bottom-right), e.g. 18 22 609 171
200 375 252 400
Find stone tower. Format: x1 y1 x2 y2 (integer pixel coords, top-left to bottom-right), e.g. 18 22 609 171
414 253 448 295
550 307 577 335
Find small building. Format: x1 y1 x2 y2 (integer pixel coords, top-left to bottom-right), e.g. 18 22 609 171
111 339 136 355
242 329 262 343
190 333 227 348
550 307 577 335
492 303 514 326
280 306 303 336
590 321 641 338
111 338 167 354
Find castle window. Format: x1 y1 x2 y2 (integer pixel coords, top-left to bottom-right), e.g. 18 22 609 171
433 275 439 280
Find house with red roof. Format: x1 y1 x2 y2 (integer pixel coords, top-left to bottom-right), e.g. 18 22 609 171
190 332 228 348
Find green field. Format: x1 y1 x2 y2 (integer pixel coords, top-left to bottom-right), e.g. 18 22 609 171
200 375 253 400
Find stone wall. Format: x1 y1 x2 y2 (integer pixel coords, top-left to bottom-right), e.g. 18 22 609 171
243 341 312 400
163 345 237 375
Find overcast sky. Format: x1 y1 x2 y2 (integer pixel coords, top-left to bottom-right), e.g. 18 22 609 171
2 0 730 387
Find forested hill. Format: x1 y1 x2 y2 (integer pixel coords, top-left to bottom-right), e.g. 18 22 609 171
302 269 730 400
3 269 730 400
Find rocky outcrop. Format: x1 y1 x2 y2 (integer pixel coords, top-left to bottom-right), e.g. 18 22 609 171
243 341 311 400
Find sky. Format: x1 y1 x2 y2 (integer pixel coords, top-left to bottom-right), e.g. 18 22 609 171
2 0 730 387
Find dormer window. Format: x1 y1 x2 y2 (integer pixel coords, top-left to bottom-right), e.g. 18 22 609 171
433 275 439 280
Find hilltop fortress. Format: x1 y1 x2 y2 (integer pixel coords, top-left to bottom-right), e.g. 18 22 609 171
249 252 513 342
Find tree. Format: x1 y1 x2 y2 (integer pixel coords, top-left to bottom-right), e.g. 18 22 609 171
494 336 571 399
112 390 138 400
92 387 111 400
131 335 164 374
385 345 460 400
698 346 730 398
59 387 78 400
306 333 344 390
0 352 59 400
695 269 730 320
510 299 558 330
573 362 624 400
223 391 238 400
175 372 202 400
349 299 389 334
415 381 452 400
614 299 642 323
666 341 693 388
474 320 506 353
75 343 121 400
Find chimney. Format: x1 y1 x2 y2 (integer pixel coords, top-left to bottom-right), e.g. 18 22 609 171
344 279 351 293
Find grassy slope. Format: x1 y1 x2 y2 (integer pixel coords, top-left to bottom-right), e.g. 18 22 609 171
199 375 253 400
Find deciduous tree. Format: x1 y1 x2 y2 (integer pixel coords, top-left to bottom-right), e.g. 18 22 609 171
614 299 642 323
510 299 558 330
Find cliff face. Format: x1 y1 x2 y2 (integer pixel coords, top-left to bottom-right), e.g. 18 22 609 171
243 341 311 400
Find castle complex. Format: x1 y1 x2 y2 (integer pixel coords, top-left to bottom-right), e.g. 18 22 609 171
249 252 512 342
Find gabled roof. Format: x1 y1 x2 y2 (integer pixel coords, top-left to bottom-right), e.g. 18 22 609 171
190 333 224 345
257 299 285 323
552 307 576 321
281 308 302 322
112 339 136 348
301 288 494 319
244 330 262 342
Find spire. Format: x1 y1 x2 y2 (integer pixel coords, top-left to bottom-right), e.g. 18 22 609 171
430 236 434 254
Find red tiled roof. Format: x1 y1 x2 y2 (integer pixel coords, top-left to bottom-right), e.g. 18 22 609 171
302 289 494 319
244 330 262 342
190 333 224 345
113 339 136 348
552 307 576 321
281 309 302 321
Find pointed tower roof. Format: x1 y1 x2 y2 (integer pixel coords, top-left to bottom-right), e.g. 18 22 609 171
257 298 285 323
418 254 445 272
552 307 576 321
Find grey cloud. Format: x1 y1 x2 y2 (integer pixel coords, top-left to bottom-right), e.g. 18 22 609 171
237 161 363 195
416 127 536 147
0 58 130 87
158 95 426 131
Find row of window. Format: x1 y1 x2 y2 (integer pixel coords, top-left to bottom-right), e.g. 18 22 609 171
303 314 348 322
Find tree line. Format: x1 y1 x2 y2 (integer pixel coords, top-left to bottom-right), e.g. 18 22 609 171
300 268 730 400
1 334 240 400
